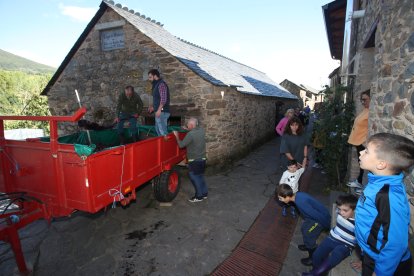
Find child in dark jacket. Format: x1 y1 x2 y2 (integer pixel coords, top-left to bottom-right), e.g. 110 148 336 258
355 133 414 276
277 184 331 266
302 194 358 276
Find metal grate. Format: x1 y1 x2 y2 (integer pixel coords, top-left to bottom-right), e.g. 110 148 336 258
212 169 313 275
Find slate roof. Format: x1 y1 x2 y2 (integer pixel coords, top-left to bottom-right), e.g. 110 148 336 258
299 84 321 94
281 79 321 95
42 0 296 100
107 1 296 99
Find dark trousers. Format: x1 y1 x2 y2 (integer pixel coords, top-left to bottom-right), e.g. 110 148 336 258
312 235 352 268
362 253 412 276
117 112 138 137
301 219 324 250
188 160 207 198
355 145 365 183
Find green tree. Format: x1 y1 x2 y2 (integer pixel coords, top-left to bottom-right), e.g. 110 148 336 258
313 85 354 188
0 70 51 134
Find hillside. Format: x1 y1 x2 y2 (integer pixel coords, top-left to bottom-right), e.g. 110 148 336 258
0 49 56 74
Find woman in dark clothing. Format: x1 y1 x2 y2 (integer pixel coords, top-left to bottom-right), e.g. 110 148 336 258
280 116 309 169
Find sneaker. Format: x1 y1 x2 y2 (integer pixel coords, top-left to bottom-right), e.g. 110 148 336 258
354 191 362 196
298 244 308 251
291 208 296 218
354 188 363 196
202 194 208 199
282 207 287 217
188 196 203 203
312 163 321 169
301 257 313 266
347 180 363 188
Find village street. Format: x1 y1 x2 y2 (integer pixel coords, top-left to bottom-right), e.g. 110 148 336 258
0 138 281 276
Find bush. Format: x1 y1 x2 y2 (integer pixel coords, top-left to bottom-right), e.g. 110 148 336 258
312 85 354 188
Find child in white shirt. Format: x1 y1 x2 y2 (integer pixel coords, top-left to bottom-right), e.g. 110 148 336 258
278 159 305 217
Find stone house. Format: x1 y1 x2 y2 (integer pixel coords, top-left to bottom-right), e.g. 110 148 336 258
327 66 341 88
323 0 414 234
41 0 297 165
279 79 324 110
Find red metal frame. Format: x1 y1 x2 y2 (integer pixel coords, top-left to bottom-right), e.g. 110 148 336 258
0 107 186 216
0 195 50 274
0 108 186 273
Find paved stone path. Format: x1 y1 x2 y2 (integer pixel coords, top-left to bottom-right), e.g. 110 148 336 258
0 139 281 276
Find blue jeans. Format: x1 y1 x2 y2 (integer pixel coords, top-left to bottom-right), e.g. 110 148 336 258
301 219 324 249
188 160 207 198
312 235 352 268
155 112 170 136
117 112 138 137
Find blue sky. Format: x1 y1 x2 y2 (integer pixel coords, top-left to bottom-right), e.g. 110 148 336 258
0 0 340 89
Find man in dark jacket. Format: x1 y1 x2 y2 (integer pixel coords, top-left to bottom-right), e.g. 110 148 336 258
115 85 143 143
147 69 170 137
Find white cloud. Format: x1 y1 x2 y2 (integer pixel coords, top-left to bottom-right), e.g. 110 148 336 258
59 4 96 22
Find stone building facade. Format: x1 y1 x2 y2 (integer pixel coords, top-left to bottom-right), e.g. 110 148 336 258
324 0 414 244
346 0 414 189
41 0 297 166
280 79 323 110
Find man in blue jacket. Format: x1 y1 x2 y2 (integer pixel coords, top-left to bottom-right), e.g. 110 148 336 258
277 184 331 266
356 133 414 276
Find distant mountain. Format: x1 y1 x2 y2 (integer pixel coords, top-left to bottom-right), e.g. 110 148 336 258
0 49 56 74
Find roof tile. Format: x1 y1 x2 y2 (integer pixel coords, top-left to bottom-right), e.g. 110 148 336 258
106 1 297 99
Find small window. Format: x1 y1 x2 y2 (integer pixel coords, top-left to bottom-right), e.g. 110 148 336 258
101 28 125 51
363 18 378 49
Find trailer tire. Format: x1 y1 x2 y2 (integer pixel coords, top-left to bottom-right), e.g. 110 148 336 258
153 169 180 202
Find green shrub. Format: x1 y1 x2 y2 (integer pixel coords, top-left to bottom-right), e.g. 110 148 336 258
0 70 51 134
313 85 354 188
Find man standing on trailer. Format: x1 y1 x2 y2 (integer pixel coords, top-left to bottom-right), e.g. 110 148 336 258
114 85 143 144
173 118 208 203
147 69 170 137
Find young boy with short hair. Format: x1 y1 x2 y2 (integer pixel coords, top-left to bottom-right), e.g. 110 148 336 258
277 184 331 266
356 133 414 275
303 194 358 275
278 159 305 217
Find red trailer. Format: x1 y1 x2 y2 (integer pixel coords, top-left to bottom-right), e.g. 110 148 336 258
0 108 186 273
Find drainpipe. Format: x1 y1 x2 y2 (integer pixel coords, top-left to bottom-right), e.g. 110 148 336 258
341 0 365 87
340 0 354 86
351 10 365 19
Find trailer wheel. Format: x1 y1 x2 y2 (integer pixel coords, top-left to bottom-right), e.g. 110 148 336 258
153 169 180 202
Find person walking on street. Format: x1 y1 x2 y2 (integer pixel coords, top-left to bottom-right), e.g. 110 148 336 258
275 108 294 136
148 69 170 137
173 118 208 203
347 90 370 191
280 117 309 169
114 85 143 144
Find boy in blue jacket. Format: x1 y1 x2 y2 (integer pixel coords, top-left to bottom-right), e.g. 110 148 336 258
277 184 331 266
356 133 414 275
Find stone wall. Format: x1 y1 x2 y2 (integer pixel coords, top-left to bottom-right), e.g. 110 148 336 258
351 0 414 227
279 80 303 108
46 7 296 166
